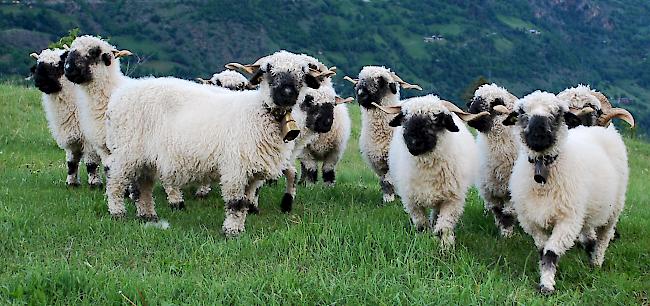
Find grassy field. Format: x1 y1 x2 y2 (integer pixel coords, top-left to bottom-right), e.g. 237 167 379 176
0 83 648 305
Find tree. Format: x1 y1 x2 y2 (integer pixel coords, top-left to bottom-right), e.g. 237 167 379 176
460 76 490 105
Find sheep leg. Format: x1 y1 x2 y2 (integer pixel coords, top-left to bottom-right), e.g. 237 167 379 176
379 174 395 203
321 152 339 187
105 160 130 218
281 167 297 213
65 149 82 187
84 148 103 188
163 183 185 210
539 220 582 294
491 200 516 238
433 200 464 250
404 201 429 232
245 179 264 214
221 177 252 237
195 184 212 198
299 157 318 185
134 176 158 222
590 220 618 267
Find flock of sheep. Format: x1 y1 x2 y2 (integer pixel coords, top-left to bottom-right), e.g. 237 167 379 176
29 35 636 294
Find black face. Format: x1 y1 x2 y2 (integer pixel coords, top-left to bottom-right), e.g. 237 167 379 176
355 76 397 109
269 71 301 107
300 95 334 133
573 104 602 127
32 53 67 94
64 47 108 84
466 97 507 133
394 112 459 156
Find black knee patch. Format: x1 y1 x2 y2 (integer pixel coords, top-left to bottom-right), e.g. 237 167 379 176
492 206 515 229
281 193 293 213
67 161 78 175
302 167 317 183
170 201 185 210
227 198 251 211
248 204 260 214
380 178 395 195
86 162 98 174
128 185 140 201
322 170 335 184
584 239 596 257
541 250 558 268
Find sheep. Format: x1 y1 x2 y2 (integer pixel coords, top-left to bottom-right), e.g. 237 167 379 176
298 101 352 186
377 95 489 249
105 51 329 236
465 84 520 237
29 48 102 188
63 35 132 164
503 91 629 294
344 66 422 203
196 70 251 91
557 85 635 127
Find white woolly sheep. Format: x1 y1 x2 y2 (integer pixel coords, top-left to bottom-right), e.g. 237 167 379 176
379 95 488 249
465 83 520 237
64 35 132 163
344 66 422 203
30 48 102 187
503 91 629 294
105 51 329 236
557 84 635 128
196 69 251 91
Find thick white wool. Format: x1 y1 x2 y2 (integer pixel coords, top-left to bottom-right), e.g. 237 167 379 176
509 91 628 291
388 95 478 248
472 84 519 236
210 70 249 90
557 84 602 110
69 35 130 163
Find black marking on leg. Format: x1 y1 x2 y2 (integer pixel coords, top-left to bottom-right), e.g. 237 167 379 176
67 161 78 175
170 201 185 210
302 167 317 184
280 193 294 213
379 177 395 196
416 224 428 233
322 170 335 184
128 185 140 201
492 206 515 229
137 214 159 222
541 250 558 269
226 198 251 212
612 227 620 241
248 204 260 214
86 162 98 175
584 239 596 258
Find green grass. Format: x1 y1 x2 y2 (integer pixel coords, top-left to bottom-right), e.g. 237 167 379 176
1 84 649 304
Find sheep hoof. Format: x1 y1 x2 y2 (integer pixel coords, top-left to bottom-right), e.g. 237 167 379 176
248 204 260 215
137 214 159 222
499 227 514 238
539 284 555 295
88 181 103 189
66 181 81 188
170 201 185 210
222 226 245 238
280 193 293 213
110 212 126 220
382 194 395 203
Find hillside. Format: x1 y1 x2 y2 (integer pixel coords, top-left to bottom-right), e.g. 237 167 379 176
2 83 650 304
1 0 648 134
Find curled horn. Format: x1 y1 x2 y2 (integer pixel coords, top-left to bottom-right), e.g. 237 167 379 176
225 62 259 74
599 108 635 127
492 104 510 115
335 96 354 105
389 71 422 90
195 77 213 85
343 76 358 85
30 52 39 60
112 49 133 58
309 67 336 80
371 102 402 114
440 100 490 122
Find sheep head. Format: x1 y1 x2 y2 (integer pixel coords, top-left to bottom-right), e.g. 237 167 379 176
64 35 131 85
30 48 69 94
465 83 518 133
348 66 421 110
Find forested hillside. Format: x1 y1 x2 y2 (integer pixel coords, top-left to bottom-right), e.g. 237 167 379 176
1 0 648 134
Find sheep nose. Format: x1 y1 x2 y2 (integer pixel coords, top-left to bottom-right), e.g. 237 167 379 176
357 88 367 97
283 87 294 96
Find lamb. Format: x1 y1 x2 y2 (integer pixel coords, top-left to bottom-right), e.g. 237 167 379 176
196 70 251 91
105 51 328 236
29 48 102 187
63 35 132 164
503 91 629 294
465 84 520 237
378 95 488 249
344 66 422 203
557 84 635 127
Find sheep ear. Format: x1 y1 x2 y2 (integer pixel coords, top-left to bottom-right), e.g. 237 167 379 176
443 113 459 132
502 112 518 126
101 53 112 66
30 52 39 60
564 112 582 129
389 82 397 94
389 113 405 127
60 51 69 62
248 69 265 86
